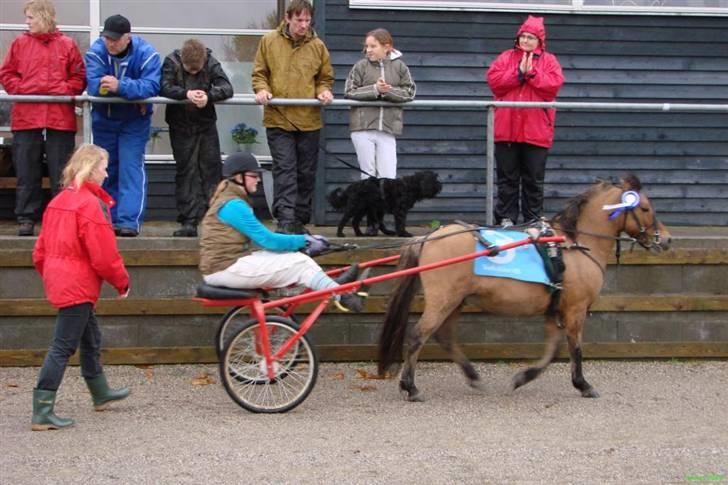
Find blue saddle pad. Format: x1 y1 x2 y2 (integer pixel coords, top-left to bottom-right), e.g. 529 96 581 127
473 229 550 286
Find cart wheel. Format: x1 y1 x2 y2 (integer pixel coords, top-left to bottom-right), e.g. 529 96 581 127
220 316 318 413
215 308 299 360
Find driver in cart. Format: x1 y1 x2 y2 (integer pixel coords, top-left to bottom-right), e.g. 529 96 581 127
198 152 367 312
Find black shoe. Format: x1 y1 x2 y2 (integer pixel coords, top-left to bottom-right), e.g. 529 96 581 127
18 222 34 237
337 292 365 313
364 225 378 237
173 224 197 237
117 228 139 237
334 264 360 284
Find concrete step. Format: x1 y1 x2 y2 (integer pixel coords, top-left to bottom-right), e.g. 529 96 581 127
2 246 726 299
2 294 727 363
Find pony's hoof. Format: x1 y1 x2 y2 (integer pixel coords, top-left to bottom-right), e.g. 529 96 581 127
581 388 600 398
469 379 487 393
401 388 425 402
407 392 426 402
511 373 528 391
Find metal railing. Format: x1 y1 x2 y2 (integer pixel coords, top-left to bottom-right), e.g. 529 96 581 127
2 91 728 224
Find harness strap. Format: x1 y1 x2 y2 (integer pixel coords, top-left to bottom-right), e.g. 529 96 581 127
453 220 494 249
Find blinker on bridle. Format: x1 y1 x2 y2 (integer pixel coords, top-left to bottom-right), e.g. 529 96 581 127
602 190 662 251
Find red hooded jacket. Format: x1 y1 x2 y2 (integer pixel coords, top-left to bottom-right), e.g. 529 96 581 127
0 30 86 132
33 182 129 309
486 16 564 148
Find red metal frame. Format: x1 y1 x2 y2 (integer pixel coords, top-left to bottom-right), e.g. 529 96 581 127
197 235 565 374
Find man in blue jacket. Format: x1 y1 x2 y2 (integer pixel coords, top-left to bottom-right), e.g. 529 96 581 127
85 14 161 237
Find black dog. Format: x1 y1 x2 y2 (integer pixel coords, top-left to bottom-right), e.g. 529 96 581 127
327 170 442 237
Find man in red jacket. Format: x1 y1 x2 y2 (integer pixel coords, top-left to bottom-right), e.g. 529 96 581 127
486 15 564 227
0 0 86 236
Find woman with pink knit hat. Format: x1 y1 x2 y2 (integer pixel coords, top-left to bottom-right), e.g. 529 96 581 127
486 15 564 227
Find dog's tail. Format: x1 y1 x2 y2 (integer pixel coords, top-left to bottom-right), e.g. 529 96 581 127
327 188 348 210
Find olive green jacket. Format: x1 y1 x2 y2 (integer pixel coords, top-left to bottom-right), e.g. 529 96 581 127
199 181 252 276
252 21 334 131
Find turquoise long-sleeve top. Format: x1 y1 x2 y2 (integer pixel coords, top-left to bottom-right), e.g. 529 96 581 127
217 199 306 252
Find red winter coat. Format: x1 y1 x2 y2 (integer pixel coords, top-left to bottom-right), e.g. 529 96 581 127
486 16 564 148
33 182 129 309
0 30 86 132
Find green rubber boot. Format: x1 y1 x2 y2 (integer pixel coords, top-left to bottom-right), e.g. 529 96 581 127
31 389 74 431
85 374 130 411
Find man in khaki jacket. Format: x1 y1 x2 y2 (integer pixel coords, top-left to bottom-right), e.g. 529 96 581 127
252 0 334 234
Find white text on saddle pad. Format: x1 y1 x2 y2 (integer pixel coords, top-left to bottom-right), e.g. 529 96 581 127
473 229 551 286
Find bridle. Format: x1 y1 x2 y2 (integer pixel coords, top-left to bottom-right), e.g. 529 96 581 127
557 189 664 272
623 201 664 251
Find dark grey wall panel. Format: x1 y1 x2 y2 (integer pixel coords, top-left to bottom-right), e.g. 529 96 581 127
317 0 728 226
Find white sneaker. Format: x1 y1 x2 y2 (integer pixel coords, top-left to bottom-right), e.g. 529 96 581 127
501 218 514 228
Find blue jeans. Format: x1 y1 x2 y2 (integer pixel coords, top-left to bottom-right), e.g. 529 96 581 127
36 303 103 391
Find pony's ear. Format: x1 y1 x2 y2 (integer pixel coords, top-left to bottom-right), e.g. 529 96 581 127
620 173 642 192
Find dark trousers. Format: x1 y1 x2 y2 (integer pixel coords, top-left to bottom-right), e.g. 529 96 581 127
36 303 103 391
11 129 75 223
266 127 320 224
494 142 549 224
169 124 222 226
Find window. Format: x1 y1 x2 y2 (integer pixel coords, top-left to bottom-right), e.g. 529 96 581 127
349 0 728 15
142 33 266 158
1 0 288 159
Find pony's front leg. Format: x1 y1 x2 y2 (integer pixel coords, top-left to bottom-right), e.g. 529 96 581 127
566 326 600 398
512 315 562 391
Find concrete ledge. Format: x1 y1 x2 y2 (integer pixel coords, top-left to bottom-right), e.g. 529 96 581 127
2 294 728 316
2 341 727 366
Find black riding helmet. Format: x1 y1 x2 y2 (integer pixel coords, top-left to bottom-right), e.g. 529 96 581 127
222 152 264 178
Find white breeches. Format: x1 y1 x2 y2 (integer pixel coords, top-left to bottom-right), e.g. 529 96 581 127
203 250 323 290
351 130 397 180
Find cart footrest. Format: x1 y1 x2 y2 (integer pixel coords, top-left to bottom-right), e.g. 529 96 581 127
195 283 262 300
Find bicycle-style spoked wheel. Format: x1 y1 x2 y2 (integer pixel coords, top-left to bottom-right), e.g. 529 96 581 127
215 308 299 361
220 317 318 413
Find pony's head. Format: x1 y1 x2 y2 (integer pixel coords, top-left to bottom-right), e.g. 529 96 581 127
554 175 671 252
615 175 671 252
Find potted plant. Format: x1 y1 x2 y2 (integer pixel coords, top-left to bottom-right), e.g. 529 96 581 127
231 123 259 152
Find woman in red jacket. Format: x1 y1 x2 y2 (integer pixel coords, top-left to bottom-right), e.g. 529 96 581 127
0 0 86 236
31 144 130 431
486 15 564 227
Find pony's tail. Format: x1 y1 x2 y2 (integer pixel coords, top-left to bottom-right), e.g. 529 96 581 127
377 239 424 376
327 188 347 210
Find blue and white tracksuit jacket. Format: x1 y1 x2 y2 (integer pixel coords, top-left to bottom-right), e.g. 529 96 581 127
86 36 161 232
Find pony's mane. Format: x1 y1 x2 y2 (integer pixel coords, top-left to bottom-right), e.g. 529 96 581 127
552 176 641 239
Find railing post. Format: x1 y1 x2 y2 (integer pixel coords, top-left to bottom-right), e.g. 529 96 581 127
486 105 495 226
82 99 92 144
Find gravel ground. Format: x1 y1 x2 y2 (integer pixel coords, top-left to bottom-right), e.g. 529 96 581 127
1 360 726 484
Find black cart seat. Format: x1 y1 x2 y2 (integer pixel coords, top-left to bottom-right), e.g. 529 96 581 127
195 283 263 300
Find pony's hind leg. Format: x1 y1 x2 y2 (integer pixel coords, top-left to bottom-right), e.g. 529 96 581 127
512 315 562 391
564 314 599 398
400 304 458 402
434 305 485 391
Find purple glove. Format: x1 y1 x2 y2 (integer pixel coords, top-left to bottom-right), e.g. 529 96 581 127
302 234 330 257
